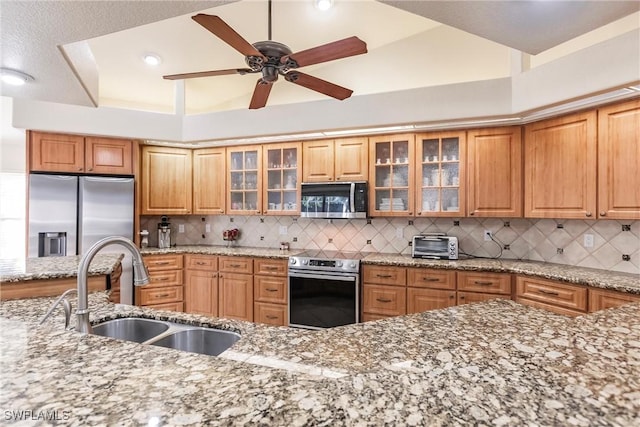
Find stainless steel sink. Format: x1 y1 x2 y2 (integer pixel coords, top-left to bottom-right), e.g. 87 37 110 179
91 318 240 356
92 318 170 343
149 328 241 356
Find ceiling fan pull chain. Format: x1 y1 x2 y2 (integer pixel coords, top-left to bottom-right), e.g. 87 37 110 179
268 0 272 41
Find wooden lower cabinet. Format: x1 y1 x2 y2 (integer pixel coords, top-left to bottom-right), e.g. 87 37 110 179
138 254 184 311
254 302 287 326
362 284 406 317
457 271 512 295
185 269 218 316
589 288 640 312
219 272 254 322
515 276 587 316
407 288 455 313
253 258 288 326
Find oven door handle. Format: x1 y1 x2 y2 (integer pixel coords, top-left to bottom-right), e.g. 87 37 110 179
288 272 357 282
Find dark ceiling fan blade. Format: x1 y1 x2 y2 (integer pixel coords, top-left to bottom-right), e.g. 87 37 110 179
163 68 254 80
192 14 265 58
284 71 353 100
249 80 273 109
282 36 367 68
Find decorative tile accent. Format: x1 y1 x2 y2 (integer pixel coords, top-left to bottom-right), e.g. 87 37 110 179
140 216 639 274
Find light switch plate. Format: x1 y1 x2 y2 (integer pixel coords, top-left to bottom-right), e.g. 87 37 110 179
279 226 288 235
178 224 185 233
205 223 211 233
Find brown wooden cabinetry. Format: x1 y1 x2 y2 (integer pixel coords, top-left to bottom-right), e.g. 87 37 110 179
263 143 301 215
302 137 368 182
29 131 133 175
467 127 522 217
362 265 407 319
524 111 597 218
137 254 184 311
457 271 512 305
406 268 456 313
253 258 288 326
369 134 415 216
597 99 640 219
184 255 218 316
228 146 262 215
415 131 465 217
219 257 254 321
589 288 640 312
193 148 226 214
515 275 587 316
141 146 192 215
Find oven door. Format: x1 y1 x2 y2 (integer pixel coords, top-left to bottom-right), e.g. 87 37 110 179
288 271 359 330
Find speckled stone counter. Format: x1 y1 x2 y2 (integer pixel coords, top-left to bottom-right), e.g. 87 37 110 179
0 253 123 283
1 293 639 426
141 245 290 259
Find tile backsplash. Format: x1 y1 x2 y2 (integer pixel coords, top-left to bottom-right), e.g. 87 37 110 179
140 216 640 274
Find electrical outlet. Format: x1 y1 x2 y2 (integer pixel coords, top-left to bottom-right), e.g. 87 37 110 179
396 227 403 238
583 234 594 248
178 224 185 233
483 230 492 241
279 226 288 235
205 223 211 233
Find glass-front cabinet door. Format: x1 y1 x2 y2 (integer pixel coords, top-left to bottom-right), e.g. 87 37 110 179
263 142 301 215
416 131 466 217
369 134 415 216
228 146 262 215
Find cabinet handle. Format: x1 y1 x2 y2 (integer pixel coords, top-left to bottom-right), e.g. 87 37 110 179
449 295 454 299
460 295 465 300
155 293 170 298
88 168 93 171
266 288 278 292
600 211 606 217
153 277 169 282
266 315 278 319
423 277 439 282
264 266 279 270
470 212 475 216
376 274 392 278
229 264 241 268
585 212 592 217
195 262 207 265
474 281 493 286
417 212 422 215
154 261 170 265
376 297 392 303
408 212 412 215
537 289 559 296
78 167 83 171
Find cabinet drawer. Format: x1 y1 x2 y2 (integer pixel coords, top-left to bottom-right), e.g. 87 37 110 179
145 301 184 312
219 256 253 274
407 268 456 290
362 265 406 286
254 258 288 276
185 254 218 271
516 276 587 312
457 292 511 305
254 302 287 326
144 254 184 271
147 269 183 287
457 272 512 295
407 288 455 314
254 275 287 304
589 288 640 312
139 285 183 305
362 284 406 316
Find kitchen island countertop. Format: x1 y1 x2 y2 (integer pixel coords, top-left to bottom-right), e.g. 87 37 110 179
1 293 639 426
0 253 123 283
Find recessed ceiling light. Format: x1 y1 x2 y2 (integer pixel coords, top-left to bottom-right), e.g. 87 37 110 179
314 0 333 11
142 53 162 66
0 68 34 86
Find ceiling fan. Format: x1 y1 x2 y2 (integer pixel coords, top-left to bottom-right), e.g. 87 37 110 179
163 0 367 109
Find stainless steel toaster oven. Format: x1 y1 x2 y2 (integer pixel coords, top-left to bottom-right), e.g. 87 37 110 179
412 234 459 260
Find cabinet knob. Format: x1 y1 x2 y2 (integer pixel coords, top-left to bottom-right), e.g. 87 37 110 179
470 212 475 216
585 212 592 217
88 168 93 171
417 212 421 215
336 177 340 180
408 212 412 215
78 167 83 171
600 211 606 217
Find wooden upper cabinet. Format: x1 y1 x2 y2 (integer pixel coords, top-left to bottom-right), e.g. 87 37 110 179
30 132 132 175
228 146 262 215
30 132 85 173
334 137 368 182
263 142 301 215
467 127 522 217
302 137 368 182
141 146 193 215
597 99 640 220
369 134 415 216
85 137 133 174
193 147 226 214
524 110 597 219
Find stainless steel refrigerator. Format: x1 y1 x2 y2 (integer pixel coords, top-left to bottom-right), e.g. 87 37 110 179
28 174 135 303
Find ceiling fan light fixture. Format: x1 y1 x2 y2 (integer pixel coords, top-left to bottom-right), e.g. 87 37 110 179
314 0 333 11
0 68 34 86
142 53 162 66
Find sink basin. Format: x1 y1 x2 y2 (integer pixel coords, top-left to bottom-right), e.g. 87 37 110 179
92 318 170 343
149 328 241 356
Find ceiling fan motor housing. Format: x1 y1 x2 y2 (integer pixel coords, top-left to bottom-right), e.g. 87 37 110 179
247 40 294 77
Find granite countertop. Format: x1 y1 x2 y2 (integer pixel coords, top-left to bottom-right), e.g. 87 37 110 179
0 253 123 283
1 293 639 426
141 245 291 259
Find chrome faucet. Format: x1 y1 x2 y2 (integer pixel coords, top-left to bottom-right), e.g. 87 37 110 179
40 236 150 333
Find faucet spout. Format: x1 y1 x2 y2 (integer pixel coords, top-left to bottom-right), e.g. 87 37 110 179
76 236 150 333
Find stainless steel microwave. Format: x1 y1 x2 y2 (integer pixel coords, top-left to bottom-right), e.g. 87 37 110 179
300 181 368 219
412 234 459 259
